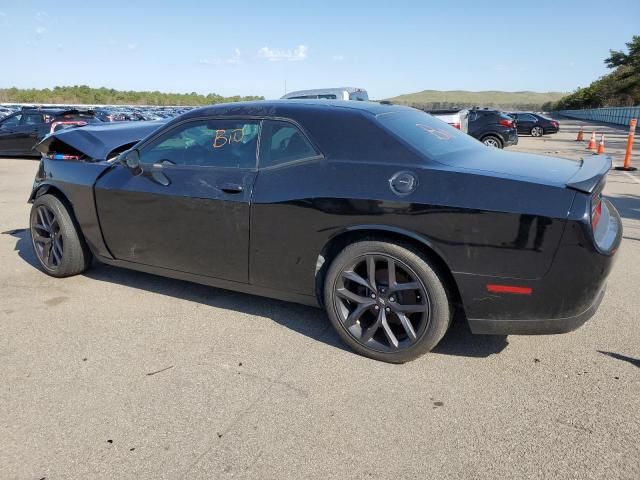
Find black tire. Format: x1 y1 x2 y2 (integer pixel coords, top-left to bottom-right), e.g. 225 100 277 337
482 135 503 148
323 240 451 363
530 126 544 137
29 194 92 277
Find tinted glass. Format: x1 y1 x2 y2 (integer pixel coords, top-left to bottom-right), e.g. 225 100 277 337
140 119 259 168
1 114 22 127
519 113 537 122
348 91 369 101
260 120 319 168
377 110 481 158
23 114 44 125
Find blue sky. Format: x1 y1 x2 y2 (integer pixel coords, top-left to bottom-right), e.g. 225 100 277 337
1 0 638 99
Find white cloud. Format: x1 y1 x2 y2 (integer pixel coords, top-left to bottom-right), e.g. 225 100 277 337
199 48 243 66
257 44 308 62
127 43 138 50
35 26 46 35
332 55 345 61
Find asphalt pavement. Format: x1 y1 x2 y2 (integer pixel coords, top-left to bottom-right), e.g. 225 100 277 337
0 117 638 479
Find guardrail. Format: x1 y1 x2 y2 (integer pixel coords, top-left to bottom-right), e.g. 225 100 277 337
558 107 640 129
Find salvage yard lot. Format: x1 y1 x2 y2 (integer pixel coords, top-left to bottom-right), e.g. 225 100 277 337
1 118 639 479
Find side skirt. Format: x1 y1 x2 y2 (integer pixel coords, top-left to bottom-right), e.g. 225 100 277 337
95 255 320 308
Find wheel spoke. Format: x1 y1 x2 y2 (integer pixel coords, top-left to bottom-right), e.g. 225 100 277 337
342 270 370 290
393 303 427 313
344 302 374 328
396 312 417 342
361 308 384 343
392 281 420 292
366 255 376 291
51 242 62 264
37 209 49 231
381 315 399 349
32 230 49 243
387 257 396 287
44 241 53 266
337 287 372 305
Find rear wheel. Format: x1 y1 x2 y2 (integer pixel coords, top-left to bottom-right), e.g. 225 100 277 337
482 135 503 148
324 241 451 363
531 126 544 137
29 194 92 277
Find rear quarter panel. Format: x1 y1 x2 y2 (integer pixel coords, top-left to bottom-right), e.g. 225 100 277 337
250 159 575 296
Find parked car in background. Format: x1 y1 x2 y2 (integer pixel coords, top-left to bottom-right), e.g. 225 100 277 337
0 108 100 156
467 108 518 148
427 109 470 132
511 112 559 137
0 106 16 119
30 100 620 363
281 87 369 101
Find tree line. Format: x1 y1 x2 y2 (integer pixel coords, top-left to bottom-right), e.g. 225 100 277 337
0 85 264 106
408 101 549 112
543 35 640 111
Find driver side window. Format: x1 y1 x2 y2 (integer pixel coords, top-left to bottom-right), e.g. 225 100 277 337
139 119 260 168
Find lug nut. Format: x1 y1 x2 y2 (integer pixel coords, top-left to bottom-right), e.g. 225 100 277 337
385 307 391 312
374 305 379 310
390 297 395 303
370 293 376 299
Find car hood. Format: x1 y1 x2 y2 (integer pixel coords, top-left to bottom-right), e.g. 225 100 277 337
35 120 167 160
437 147 582 187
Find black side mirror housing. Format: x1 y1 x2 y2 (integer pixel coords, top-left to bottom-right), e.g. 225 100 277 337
120 149 142 175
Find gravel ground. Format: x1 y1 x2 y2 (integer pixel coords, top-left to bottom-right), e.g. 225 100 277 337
1 117 638 479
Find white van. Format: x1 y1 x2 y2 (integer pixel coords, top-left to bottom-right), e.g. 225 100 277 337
281 87 369 101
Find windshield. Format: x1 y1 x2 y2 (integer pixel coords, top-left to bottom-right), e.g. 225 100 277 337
349 91 369 101
377 110 481 158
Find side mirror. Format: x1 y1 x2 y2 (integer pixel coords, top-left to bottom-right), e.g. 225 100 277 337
120 149 142 175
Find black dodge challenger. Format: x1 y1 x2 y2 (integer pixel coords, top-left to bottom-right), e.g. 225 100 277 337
29 101 621 363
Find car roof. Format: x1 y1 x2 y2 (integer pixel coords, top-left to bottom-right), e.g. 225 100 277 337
180 100 413 121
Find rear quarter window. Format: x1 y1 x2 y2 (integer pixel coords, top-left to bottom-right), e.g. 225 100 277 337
377 110 481 158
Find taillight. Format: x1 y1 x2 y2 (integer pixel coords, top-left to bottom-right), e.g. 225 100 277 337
451 122 461 129
591 194 602 230
499 118 513 128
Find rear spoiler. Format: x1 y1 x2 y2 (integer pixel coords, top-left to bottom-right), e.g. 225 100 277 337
566 154 612 194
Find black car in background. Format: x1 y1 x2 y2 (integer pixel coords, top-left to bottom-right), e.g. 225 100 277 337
0 108 100 156
29 100 620 363
467 108 518 148
511 112 559 137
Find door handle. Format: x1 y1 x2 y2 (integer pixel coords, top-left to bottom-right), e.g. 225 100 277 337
220 182 244 194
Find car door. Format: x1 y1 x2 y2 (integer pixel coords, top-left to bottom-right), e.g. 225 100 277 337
0 113 23 152
94 118 260 283
15 113 45 152
516 113 537 134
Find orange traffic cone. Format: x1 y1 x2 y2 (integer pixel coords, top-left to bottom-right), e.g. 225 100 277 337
586 131 596 151
576 126 584 141
596 134 605 154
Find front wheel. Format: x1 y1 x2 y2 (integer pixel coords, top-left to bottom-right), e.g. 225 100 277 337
29 194 92 277
323 241 451 363
531 126 544 137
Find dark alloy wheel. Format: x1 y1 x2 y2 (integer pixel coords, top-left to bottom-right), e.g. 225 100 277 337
482 135 503 148
531 126 544 137
32 204 63 269
324 241 451 363
29 194 92 277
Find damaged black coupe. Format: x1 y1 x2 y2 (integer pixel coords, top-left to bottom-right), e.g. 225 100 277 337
29 101 621 362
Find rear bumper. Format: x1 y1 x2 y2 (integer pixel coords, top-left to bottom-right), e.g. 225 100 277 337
503 129 518 147
468 285 605 335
